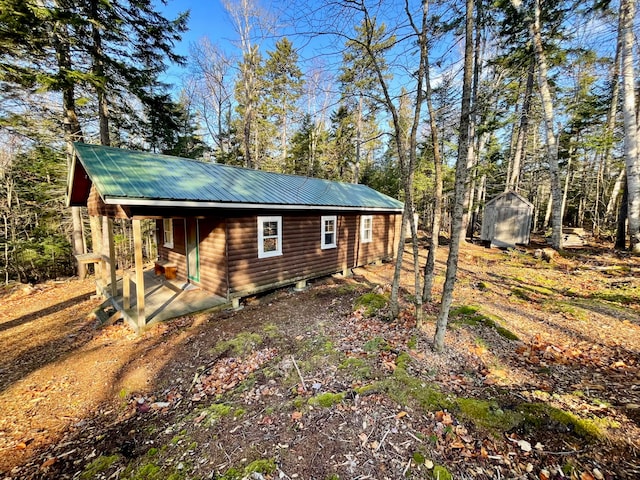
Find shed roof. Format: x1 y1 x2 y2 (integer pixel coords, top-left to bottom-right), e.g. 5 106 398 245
485 190 533 208
68 143 403 212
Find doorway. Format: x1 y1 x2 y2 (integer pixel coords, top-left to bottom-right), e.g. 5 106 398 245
186 218 200 283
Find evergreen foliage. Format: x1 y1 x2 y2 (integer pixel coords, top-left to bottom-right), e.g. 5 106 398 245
1 145 73 282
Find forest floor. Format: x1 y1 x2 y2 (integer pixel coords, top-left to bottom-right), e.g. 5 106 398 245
1 238 639 480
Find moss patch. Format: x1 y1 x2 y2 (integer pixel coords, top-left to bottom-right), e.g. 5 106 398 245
80 455 120 480
383 352 452 411
518 403 603 439
363 336 389 352
308 392 346 408
510 287 532 301
431 465 453 480
455 398 523 434
354 292 388 317
450 306 519 341
339 357 372 379
219 458 276 480
212 332 263 356
122 462 186 480
195 403 242 427
262 323 279 338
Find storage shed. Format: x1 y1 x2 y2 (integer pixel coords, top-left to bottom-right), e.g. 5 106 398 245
480 191 533 248
67 143 403 330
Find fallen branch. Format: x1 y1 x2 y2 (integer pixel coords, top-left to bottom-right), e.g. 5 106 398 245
402 457 412 476
291 355 307 392
375 428 391 452
406 431 424 443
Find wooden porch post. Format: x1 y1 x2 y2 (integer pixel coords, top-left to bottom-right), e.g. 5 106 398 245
123 270 131 310
100 216 109 291
107 218 117 298
133 219 146 328
89 215 102 296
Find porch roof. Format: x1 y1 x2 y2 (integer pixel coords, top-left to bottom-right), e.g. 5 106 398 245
68 143 403 212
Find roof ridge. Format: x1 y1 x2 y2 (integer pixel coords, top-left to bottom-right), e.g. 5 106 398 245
75 142 377 190
72 143 403 211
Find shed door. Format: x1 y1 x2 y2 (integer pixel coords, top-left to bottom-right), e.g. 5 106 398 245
186 218 200 283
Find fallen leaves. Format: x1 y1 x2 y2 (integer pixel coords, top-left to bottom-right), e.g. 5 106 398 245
518 334 639 376
191 348 278 401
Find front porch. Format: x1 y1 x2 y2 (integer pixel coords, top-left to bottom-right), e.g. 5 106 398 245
79 215 228 333
97 267 228 331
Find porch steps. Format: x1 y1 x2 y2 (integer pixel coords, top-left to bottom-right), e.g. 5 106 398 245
94 299 123 326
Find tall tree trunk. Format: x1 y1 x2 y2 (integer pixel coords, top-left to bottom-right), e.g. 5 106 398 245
89 0 107 257
544 190 553 229
281 99 288 171
602 21 622 226
616 181 628 249
531 0 563 250
354 95 363 184
54 17 86 278
460 6 483 242
507 59 535 192
433 0 474 352
561 144 573 222
90 0 110 147
620 0 640 253
606 169 626 223
379 1 426 323
422 47 444 304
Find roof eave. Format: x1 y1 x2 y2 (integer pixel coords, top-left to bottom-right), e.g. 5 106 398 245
65 154 78 208
104 196 403 213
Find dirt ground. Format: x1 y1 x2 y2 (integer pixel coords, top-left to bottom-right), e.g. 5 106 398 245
1 240 639 479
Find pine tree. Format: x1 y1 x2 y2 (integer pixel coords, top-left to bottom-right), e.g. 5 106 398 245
337 19 388 184
263 38 304 172
0 0 188 282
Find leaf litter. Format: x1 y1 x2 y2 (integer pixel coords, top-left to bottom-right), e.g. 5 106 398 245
0 241 639 479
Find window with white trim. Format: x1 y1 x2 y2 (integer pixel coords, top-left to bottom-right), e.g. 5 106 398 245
163 218 174 248
321 215 337 249
361 215 373 243
258 216 282 258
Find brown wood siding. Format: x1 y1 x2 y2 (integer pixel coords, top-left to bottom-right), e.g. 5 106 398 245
357 214 399 265
87 184 130 219
226 212 400 295
154 211 400 299
196 218 228 297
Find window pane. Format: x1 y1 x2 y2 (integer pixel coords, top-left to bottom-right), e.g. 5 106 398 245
263 237 278 252
263 221 277 236
325 220 334 233
325 232 334 244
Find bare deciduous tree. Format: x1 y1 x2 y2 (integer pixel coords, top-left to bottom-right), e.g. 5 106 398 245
433 0 475 352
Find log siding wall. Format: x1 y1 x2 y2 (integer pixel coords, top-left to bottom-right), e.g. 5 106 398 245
196 218 228 297
87 184 130 219
226 212 399 296
156 211 400 300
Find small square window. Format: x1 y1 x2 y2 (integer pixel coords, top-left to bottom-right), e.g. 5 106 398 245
258 216 282 258
361 215 372 243
321 215 337 249
163 218 174 249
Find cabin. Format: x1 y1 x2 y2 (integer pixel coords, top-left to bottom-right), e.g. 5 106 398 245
480 191 533 248
67 143 403 330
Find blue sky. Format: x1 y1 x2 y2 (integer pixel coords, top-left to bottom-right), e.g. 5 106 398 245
159 0 236 84
157 0 441 97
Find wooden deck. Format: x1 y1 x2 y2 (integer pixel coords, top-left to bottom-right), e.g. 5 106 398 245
98 267 228 330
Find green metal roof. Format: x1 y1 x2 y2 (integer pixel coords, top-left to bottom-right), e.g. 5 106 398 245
71 143 403 212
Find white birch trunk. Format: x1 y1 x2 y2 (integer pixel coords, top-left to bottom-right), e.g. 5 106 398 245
620 0 640 252
531 0 563 250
